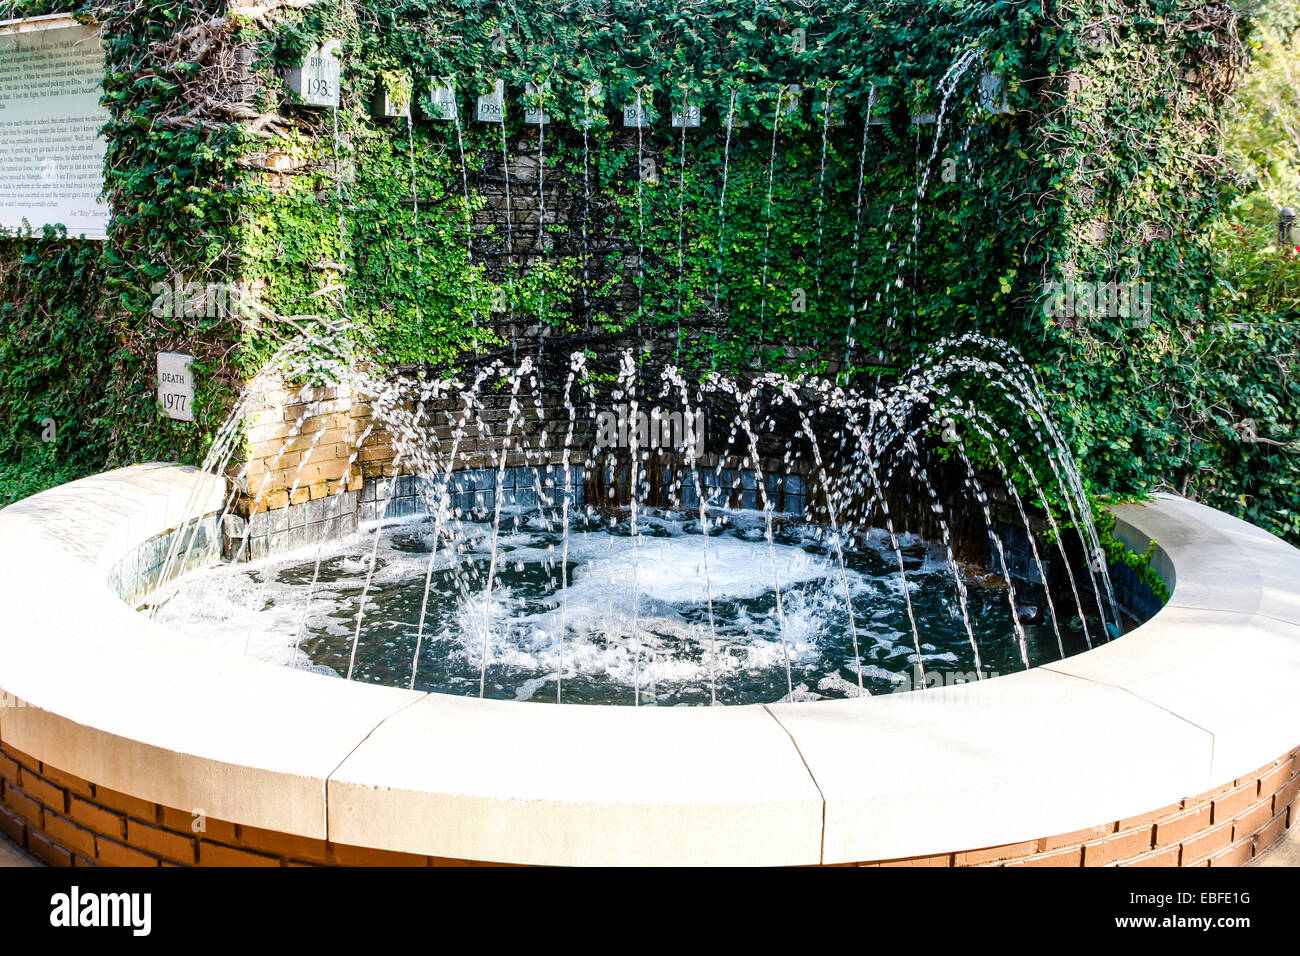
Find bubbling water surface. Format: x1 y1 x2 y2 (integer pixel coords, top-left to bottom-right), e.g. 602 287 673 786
157 508 1098 705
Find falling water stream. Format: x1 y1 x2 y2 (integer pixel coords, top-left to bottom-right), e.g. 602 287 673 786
150 324 1126 708
145 52 1138 707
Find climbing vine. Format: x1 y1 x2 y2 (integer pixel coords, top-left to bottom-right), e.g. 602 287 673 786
1 0 1294 558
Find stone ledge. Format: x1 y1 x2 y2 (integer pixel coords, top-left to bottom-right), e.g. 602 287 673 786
0 467 1297 865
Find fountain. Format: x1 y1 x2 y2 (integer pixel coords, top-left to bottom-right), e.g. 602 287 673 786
130 54 1133 707
1 36 1296 871
133 327 1125 709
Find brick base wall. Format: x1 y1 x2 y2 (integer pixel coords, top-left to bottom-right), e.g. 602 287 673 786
0 741 506 867
2 736 1294 867
851 746 1300 867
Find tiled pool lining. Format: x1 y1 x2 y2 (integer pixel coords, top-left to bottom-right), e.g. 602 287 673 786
108 466 1157 627
218 464 806 563
108 513 221 606
987 518 1164 624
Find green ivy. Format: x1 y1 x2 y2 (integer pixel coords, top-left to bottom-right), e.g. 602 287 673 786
1 0 1293 572
1093 506 1173 604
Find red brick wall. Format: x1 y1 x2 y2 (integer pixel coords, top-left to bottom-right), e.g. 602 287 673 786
0 741 506 867
2 737 1294 867
853 747 1299 867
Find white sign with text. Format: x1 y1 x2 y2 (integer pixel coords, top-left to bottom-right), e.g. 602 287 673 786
0 17 110 239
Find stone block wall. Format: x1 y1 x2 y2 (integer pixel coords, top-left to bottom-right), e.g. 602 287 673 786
107 514 220 606
231 373 812 538
240 381 369 507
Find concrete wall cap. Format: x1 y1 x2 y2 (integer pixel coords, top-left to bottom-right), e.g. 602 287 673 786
0 467 1297 864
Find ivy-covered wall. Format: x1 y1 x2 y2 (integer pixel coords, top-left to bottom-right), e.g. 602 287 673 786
257 0 1046 375
1 0 250 504
1 0 1294 545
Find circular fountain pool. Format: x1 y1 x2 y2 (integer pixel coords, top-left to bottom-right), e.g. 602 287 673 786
155 509 1098 705
3 339 1293 867
1 463 1298 867
138 335 1132 709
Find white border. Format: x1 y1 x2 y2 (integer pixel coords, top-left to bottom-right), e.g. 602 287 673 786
0 13 80 34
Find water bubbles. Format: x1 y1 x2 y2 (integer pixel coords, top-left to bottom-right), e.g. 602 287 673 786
152 310 1119 707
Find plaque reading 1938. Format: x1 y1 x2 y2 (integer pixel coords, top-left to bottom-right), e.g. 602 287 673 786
0 17 110 239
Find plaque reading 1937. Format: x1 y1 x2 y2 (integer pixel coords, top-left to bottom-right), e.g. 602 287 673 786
0 17 110 239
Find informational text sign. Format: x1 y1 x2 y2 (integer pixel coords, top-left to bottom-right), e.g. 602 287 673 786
0 17 110 239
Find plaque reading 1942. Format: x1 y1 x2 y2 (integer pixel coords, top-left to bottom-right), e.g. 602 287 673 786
0 17 110 239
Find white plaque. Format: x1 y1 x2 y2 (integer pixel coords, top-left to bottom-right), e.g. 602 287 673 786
979 70 1010 114
157 351 195 422
0 17 110 240
425 75 456 121
812 95 846 128
777 83 801 116
523 80 549 125
623 98 652 128
283 39 341 108
670 102 701 128
373 72 411 118
866 87 887 126
476 79 504 123
580 81 603 130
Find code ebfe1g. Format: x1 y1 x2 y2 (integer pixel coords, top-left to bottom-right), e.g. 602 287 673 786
1133 892 1251 907
1197 892 1251 905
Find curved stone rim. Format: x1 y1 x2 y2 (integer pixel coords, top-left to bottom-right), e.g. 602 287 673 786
0 463 1297 865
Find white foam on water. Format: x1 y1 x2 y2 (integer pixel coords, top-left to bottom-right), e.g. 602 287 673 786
844 659 909 684
513 673 558 701
777 682 823 703
153 513 976 702
816 669 871 698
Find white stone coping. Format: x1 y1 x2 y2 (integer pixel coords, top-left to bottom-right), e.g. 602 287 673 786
0 13 83 34
1 464 1298 865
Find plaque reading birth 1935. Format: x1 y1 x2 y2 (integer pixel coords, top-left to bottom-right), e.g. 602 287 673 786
0 17 110 239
